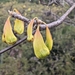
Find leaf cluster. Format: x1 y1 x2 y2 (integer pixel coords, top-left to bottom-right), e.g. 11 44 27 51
0 1 75 75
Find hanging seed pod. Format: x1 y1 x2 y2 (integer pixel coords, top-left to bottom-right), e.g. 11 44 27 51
33 25 50 59
45 25 53 51
14 8 24 34
2 16 17 44
27 19 34 41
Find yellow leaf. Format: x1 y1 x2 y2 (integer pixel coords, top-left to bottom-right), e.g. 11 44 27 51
2 16 17 44
14 19 24 34
33 25 50 59
27 19 34 41
14 8 21 14
45 26 53 51
27 8 31 11
14 9 24 34
2 33 6 43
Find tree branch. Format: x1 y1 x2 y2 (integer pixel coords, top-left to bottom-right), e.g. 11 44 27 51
65 0 74 6
0 3 75 54
8 3 75 29
40 3 75 29
0 31 35 54
8 10 30 23
0 36 27 54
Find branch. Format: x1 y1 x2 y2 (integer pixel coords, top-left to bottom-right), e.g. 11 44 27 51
40 3 75 29
8 3 75 29
0 36 27 54
0 31 35 54
48 0 54 6
65 0 74 6
48 0 60 6
8 10 30 23
0 3 75 54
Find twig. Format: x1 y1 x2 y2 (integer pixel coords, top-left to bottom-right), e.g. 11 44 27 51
0 36 27 54
0 3 75 54
0 31 35 54
8 10 30 23
8 3 75 29
65 0 74 6
40 3 75 29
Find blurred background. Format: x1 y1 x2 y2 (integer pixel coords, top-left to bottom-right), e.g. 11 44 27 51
0 0 75 75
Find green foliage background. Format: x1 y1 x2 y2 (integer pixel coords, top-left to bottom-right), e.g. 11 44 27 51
0 0 75 75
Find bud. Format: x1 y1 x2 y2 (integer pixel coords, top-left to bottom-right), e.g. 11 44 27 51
14 9 24 34
33 25 50 59
27 19 34 41
45 26 53 51
2 16 17 44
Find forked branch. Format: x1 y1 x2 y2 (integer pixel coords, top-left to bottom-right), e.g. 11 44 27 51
0 3 75 54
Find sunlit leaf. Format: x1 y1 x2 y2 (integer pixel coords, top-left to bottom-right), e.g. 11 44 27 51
2 16 17 44
27 19 34 41
14 8 24 34
33 25 50 59
45 26 53 51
